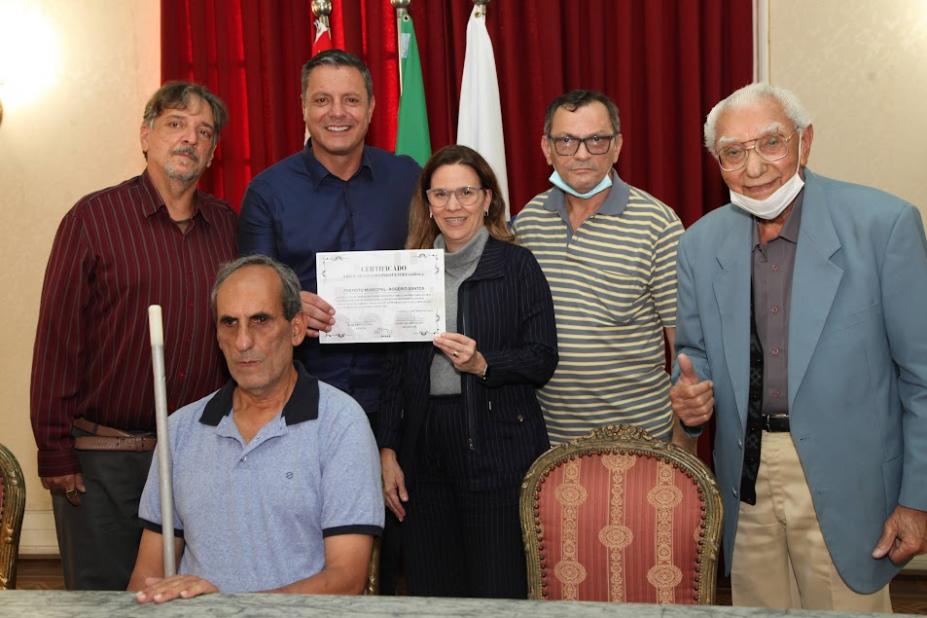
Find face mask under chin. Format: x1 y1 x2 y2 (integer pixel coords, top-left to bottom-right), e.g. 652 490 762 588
729 132 804 220
549 169 613 199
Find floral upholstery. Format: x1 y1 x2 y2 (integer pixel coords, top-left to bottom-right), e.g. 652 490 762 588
520 425 722 604
0 442 26 590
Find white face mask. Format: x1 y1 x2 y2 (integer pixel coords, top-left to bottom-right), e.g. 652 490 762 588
729 132 804 220
549 169 613 199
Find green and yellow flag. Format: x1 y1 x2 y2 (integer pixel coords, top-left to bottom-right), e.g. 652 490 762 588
395 13 431 166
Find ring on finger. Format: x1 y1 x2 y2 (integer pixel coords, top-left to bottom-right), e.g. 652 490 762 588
453 351 459 358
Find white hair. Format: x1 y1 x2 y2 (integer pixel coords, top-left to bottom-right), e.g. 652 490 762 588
704 83 812 155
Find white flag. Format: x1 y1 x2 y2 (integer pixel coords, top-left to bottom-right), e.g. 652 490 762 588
457 5 510 219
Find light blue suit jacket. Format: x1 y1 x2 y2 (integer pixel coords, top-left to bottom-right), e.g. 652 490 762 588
674 170 927 593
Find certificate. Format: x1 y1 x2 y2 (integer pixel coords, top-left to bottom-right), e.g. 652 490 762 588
316 249 445 344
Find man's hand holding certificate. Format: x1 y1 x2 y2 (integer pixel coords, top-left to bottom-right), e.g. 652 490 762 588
315 250 446 343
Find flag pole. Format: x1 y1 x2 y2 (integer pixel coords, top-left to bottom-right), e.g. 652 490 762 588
391 0 411 95
148 305 175 577
458 0 509 216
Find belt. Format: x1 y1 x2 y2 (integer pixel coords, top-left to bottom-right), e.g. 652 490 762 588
72 418 157 452
760 414 790 432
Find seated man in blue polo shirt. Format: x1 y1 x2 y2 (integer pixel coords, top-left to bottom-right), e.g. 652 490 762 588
128 254 383 603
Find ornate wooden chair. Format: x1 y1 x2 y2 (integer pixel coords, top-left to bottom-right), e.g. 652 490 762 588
520 425 722 604
364 536 381 595
0 443 26 590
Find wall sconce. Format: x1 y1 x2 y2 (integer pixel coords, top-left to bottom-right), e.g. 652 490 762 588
0 3 60 126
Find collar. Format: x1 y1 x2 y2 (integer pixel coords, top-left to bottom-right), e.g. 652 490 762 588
301 142 374 189
542 169 630 219
198 361 320 427
139 170 211 225
435 226 490 266
752 189 805 249
465 236 507 282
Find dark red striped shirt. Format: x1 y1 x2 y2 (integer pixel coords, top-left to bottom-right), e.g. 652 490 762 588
30 172 238 477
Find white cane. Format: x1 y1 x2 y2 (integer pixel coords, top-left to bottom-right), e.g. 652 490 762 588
148 305 176 577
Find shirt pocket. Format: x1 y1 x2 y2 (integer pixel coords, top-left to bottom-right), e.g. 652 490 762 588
575 258 647 325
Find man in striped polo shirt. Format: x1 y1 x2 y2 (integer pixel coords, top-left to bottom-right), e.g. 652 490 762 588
513 90 685 446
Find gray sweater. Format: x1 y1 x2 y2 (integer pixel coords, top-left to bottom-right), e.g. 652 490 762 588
429 226 489 395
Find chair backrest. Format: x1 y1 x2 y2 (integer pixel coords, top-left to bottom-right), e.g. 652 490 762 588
0 443 26 590
520 425 722 604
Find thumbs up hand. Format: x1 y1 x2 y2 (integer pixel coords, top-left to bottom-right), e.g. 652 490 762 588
670 353 715 427
677 354 701 385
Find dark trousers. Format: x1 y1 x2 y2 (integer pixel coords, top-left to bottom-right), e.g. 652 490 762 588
52 448 153 590
402 396 527 599
378 509 404 595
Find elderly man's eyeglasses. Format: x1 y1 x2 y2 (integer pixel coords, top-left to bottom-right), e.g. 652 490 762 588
717 131 798 172
426 186 485 208
547 133 617 156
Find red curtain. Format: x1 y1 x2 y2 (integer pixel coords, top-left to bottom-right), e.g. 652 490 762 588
161 0 399 213
162 0 752 224
163 0 748 466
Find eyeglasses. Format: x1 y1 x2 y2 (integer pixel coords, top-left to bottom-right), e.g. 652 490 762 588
425 186 485 208
547 133 617 156
717 130 798 171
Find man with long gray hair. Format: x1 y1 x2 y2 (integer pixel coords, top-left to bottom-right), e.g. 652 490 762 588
30 81 237 589
671 82 927 610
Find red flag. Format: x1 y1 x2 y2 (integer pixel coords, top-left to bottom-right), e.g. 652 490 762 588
311 17 332 56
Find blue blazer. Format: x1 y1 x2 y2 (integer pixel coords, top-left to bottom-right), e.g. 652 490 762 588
674 170 927 592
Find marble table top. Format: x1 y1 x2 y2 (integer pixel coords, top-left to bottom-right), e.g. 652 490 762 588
0 591 909 617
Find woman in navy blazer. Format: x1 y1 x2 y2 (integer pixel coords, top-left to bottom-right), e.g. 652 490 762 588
377 145 557 598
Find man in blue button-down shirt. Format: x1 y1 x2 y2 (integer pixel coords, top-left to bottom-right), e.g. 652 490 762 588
239 49 421 421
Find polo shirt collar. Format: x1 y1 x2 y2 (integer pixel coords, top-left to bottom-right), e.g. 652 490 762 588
542 169 630 219
138 170 212 225
199 361 320 427
302 142 375 189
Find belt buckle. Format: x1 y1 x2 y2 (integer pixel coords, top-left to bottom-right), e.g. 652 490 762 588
763 414 788 432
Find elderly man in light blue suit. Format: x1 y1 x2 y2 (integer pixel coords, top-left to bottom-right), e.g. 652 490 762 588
671 83 927 611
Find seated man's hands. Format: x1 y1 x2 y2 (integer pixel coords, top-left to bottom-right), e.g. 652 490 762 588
135 575 218 604
670 353 715 428
300 291 335 336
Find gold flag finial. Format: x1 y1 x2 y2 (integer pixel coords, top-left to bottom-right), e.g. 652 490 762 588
311 1 332 18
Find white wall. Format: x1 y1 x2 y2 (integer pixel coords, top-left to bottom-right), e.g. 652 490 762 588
0 0 159 554
768 0 927 215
